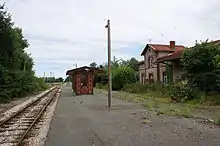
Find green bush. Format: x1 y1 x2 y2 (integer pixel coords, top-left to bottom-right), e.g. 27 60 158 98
181 40 220 92
166 81 220 104
123 83 148 93
112 66 137 90
167 81 193 102
96 83 108 89
214 117 220 125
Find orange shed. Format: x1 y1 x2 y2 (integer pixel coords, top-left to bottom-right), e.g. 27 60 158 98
66 66 102 95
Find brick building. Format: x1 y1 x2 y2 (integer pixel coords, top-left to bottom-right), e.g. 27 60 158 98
139 41 185 84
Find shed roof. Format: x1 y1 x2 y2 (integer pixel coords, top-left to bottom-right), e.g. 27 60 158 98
66 66 103 75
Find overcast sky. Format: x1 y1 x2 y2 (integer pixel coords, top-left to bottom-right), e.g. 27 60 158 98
1 0 220 78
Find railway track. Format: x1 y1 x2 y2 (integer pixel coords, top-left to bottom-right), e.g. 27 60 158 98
0 86 60 146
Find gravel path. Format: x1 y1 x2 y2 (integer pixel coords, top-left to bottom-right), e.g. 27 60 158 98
45 85 220 146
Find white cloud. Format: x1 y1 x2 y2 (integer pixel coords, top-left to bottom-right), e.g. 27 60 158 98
1 0 220 78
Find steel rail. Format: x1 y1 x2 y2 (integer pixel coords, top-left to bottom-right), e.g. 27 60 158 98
0 87 56 127
16 88 59 145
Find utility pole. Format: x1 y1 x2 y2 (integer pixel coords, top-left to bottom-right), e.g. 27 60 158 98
105 19 112 108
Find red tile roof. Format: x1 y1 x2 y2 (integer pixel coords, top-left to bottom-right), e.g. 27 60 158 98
157 49 184 62
157 39 220 62
141 44 185 55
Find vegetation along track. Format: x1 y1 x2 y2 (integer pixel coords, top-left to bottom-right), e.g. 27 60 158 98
0 86 60 146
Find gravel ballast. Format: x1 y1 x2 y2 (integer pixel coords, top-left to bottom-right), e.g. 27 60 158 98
0 87 56 123
25 88 62 146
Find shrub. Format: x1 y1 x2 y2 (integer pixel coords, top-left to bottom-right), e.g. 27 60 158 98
112 66 137 90
214 117 220 125
96 83 108 89
167 81 220 104
34 77 49 90
122 83 148 93
203 91 220 105
167 81 193 102
181 40 220 92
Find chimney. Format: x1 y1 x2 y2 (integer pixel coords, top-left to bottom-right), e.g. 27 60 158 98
170 41 175 50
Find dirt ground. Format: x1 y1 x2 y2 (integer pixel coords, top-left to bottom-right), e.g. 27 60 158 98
45 85 220 146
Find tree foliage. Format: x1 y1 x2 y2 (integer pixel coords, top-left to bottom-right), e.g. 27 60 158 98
181 40 220 92
91 56 139 90
89 62 97 68
64 76 70 82
44 77 64 83
56 77 64 82
112 66 136 90
127 57 139 71
0 5 48 102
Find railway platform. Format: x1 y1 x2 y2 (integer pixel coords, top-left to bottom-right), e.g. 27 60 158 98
44 85 220 146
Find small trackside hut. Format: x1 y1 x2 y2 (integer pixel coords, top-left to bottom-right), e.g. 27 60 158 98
66 66 102 95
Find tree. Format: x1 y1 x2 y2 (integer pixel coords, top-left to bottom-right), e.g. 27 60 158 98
56 77 64 82
214 54 220 69
181 40 220 92
0 5 47 102
89 62 97 68
64 76 70 82
92 56 139 89
112 66 137 90
128 57 139 71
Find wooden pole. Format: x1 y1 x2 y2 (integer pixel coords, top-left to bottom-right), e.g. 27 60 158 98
105 19 112 108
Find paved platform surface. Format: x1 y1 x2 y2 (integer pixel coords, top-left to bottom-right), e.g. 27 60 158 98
45 85 220 146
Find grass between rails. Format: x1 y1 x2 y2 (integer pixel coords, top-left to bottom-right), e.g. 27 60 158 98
95 88 220 123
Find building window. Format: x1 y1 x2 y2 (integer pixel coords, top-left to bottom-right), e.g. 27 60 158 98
148 73 153 80
162 72 167 84
148 57 153 68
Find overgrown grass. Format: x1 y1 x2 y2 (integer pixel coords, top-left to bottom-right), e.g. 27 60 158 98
122 82 220 106
95 80 220 120
109 90 194 118
96 83 108 89
214 117 220 125
95 88 220 120
156 106 193 118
